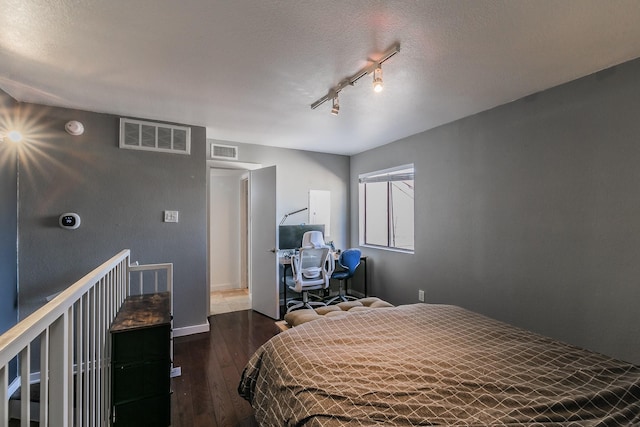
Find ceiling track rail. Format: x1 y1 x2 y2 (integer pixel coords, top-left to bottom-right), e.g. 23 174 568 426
310 42 401 110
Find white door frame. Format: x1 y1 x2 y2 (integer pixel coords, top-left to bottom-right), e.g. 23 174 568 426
206 160 263 314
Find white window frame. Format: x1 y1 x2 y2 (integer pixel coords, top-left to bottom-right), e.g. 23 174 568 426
358 164 415 253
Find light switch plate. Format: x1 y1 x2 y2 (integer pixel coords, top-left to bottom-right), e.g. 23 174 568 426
164 210 179 223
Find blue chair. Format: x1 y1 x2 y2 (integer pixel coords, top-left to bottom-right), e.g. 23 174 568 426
326 248 361 304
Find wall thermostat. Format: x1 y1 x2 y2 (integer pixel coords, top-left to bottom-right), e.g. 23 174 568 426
59 213 81 230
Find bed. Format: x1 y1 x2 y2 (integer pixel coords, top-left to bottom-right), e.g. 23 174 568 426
238 303 640 426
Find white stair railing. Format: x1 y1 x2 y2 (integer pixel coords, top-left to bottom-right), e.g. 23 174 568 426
0 250 173 427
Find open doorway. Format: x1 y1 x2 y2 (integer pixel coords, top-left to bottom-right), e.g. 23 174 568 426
208 161 279 318
209 168 251 314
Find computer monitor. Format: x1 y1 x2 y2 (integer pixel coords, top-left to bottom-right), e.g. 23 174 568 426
278 224 325 250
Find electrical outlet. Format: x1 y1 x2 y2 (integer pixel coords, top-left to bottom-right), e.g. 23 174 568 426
418 289 425 302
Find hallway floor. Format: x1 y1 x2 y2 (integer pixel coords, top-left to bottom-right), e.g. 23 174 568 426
210 288 251 315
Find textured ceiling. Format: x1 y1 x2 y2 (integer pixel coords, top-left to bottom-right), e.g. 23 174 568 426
2 0 640 155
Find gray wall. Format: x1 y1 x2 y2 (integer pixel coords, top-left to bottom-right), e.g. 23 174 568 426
351 58 640 364
209 141 350 251
0 89 18 336
6 101 347 333
16 104 208 329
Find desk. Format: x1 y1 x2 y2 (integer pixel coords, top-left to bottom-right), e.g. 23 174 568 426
279 253 368 317
346 255 368 297
279 256 292 318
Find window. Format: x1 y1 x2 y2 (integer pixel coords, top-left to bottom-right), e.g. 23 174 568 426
359 164 414 252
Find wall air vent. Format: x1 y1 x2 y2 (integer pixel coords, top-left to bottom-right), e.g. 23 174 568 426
119 118 191 155
211 143 238 160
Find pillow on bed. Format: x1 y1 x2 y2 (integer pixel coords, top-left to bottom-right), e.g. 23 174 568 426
314 305 343 315
323 311 350 320
346 306 374 312
368 300 395 308
283 298 395 327
284 309 321 326
336 301 364 310
357 297 383 306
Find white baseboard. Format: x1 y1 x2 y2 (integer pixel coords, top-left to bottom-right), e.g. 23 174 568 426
210 282 242 291
173 322 210 337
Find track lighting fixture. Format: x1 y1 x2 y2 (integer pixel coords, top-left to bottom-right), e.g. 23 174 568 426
330 95 340 115
372 66 383 93
311 42 400 114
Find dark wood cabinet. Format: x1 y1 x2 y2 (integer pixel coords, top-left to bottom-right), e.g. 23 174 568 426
110 292 171 426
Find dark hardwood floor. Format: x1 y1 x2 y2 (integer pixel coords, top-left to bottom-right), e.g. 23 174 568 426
171 310 281 427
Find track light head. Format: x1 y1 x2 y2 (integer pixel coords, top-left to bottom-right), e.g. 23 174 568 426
373 66 383 93
331 95 340 115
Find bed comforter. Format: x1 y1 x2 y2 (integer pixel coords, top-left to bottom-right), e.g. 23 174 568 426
238 304 640 426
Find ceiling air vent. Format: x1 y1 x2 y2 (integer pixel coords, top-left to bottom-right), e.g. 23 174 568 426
211 143 238 160
119 118 191 155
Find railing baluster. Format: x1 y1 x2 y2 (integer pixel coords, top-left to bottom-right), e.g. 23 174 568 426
96 280 102 426
19 345 29 427
49 311 70 426
104 273 111 427
154 271 159 293
75 300 82 427
82 293 90 427
106 272 111 322
89 287 96 427
118 262 124 301
67 306 73 427
112 270 116 317
100 277 106 426
123 260 128 298
0 365 7 427
40 329 49 427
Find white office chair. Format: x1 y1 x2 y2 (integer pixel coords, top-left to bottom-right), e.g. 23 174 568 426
286 247 335 312
301 230 327 249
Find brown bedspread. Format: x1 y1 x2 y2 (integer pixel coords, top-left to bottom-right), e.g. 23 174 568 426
238 304 640 426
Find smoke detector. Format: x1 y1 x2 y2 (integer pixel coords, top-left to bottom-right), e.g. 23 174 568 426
65 120 85 136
